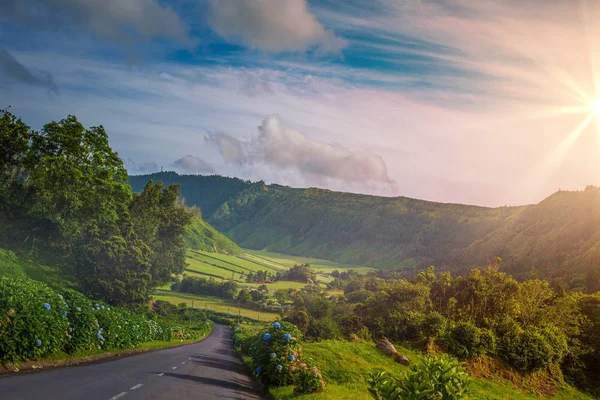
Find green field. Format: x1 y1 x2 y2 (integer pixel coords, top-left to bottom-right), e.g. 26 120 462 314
178 248 365 291
244 249 377 274
153 291 279 321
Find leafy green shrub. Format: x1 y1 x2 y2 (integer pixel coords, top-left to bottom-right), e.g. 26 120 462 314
292 358 325 394
61 289 97 353
306 318 341 341
247 321 302 386
441 322 495 358
497 322 568 371
0 277 69 363
421 312 446 339
368 354 471 400
235 321 325 393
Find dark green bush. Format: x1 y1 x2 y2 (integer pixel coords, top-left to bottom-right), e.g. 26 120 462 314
306 318 341 341
441 322 495 358
421 312 446 339
498 323 568 371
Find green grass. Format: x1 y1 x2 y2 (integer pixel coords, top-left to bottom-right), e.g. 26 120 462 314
268 340 594 400
244 249 377 274
153 291 280 321
245 281 309 290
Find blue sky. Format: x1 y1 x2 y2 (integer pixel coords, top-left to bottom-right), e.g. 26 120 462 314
1 0 600 206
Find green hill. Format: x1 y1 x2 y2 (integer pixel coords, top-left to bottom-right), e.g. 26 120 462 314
184 216 241 255
129 173 600 292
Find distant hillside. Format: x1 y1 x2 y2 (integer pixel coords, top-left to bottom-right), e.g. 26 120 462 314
130 173 600 292
128 173 252 217
184 216 241 255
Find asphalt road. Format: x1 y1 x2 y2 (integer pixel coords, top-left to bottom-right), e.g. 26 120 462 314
0 324 265 400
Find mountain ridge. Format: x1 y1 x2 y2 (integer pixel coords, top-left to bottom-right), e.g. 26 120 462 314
128 173 600 292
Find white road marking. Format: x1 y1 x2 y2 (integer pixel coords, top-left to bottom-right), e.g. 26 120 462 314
181 362 186 365
188 357 191 360
172 366 177 370
130 384 143 390
157 373 164 376
109 392 127 400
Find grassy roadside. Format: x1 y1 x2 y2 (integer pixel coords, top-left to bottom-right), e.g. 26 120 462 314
233 323 594 400
267 340 594 400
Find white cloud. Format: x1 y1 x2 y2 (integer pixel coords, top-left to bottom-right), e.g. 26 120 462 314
207 0 346 53
1 0 193 45
123 158 160 175
207 115 393 184
171 155 215 174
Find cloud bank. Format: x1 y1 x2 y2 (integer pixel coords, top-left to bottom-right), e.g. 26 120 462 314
1 0 193 45
207 0 346 54
207 115 392 184
0 48 58 94
171 155 215 174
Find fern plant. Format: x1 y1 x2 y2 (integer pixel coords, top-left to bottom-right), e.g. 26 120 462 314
368 354 471 400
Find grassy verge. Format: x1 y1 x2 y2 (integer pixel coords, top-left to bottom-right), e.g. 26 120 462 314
266 340 594 400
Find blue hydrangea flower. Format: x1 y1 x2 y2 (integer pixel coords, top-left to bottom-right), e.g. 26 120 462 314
35 339 42 346
118 325 121 329
99 327 103 331
283 333 292 340
95 303 99 308
289 354 295 361
262 333 271 341
62 311 67 318
255 366 262 374
43 303 51 311
273 321 281 329
270 352 276 359
100 305 105 309
276 364 283 371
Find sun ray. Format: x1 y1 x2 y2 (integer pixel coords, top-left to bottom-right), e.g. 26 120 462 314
523 111 596 194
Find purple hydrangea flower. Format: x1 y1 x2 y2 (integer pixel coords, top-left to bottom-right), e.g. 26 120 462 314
43 303 51 311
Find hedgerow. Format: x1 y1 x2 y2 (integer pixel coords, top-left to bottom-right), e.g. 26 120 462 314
0 277 197 365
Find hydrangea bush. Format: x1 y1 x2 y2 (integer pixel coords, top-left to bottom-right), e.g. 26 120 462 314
233 321 325 393
0 277 190 365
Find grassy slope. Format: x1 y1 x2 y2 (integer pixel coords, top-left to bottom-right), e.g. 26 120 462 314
184 216 241 255
245 249 377 274
269 340 593 400
153 290 279 321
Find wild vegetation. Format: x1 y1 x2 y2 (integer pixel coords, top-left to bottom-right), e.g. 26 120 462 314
130 172 600 293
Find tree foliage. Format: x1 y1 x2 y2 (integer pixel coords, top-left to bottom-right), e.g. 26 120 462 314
0 111 193 306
